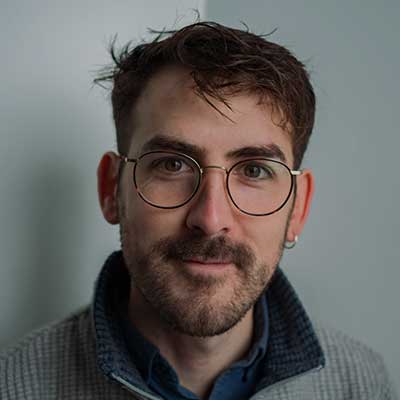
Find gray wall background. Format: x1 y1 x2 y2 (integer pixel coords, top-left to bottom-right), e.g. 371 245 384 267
206 0 399 388
1 0 398 390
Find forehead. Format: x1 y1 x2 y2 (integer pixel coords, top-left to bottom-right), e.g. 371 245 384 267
129 66 294 165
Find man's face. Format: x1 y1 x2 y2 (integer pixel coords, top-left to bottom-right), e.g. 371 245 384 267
118 66 297 337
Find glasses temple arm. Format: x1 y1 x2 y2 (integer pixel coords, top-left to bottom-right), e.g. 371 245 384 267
118 154 137 164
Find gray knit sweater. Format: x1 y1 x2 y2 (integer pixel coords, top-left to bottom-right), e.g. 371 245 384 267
1 252 397 399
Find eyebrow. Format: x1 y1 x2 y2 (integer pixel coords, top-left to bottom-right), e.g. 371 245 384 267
141 134 287 163
226 144 287 163
141 134 205 159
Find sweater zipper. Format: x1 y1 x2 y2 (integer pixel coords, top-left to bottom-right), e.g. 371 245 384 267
111 373 164 400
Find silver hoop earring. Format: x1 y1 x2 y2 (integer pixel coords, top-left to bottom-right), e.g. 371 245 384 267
284 235 298 249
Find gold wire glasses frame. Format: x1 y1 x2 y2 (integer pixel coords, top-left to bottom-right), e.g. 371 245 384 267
118 151 302 217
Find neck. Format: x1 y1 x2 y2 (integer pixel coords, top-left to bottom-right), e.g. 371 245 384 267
127 288 254 399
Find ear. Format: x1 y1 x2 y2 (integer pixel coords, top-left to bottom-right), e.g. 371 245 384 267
97 152 121 225
286 169 315 242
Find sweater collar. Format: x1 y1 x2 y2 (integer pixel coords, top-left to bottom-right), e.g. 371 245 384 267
256 267 325 389
92 251 325 393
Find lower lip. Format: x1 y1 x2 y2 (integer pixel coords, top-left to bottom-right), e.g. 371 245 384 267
182 260 233 273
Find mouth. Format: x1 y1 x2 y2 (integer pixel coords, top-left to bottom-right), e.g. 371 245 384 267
184 257 232 264
181 258 233 274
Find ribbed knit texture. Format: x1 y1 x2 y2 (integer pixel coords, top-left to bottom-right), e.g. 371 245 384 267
1 252 397 399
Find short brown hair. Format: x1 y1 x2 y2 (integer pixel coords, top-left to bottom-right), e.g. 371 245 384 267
95 21 315 169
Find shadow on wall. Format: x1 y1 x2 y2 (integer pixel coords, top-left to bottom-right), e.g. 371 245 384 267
23 161 85 321
1 98 91 348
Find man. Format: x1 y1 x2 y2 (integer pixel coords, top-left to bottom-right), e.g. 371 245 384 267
0 21 397 399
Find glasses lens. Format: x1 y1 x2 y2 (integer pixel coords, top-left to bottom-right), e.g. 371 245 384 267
134 152 200 208
228 159 293 215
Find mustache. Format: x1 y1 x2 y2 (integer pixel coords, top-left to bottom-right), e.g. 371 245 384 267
155 234 256 270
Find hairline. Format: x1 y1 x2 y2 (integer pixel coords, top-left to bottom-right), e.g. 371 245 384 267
118 64 295 159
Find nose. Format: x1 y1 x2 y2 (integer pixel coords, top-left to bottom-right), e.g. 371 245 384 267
185 167 235 236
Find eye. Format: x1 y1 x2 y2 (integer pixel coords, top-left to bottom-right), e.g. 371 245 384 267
151 156 192 174
244 164 263 178
163 158 183 172
240 162 275 179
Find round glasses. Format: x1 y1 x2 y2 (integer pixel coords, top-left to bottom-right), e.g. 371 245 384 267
119 151 301 216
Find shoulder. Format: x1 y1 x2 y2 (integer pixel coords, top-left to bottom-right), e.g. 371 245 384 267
315 322 383 368
312 322 397 399
1 306 93 362
0 307 99 399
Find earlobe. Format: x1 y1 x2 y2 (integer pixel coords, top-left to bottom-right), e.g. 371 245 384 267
286 169 315 241
97 152 121 225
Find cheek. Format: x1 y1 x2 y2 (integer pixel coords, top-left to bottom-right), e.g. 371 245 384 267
121 193 186 250
243 211 289 261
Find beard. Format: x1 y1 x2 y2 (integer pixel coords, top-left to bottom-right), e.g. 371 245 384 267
120 223 286 338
